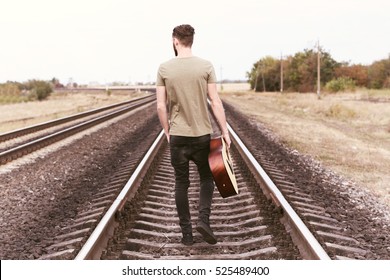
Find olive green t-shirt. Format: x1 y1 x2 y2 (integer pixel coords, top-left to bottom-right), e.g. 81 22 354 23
156 56 217 137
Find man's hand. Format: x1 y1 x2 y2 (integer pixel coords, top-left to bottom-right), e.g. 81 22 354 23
165 131 170 143
208 83 231 149
222 131 231 149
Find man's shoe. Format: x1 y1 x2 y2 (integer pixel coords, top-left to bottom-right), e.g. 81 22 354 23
196 221 217 245
181 233 194 246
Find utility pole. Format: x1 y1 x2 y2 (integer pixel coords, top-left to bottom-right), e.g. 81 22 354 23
261 65 266 92
220 66 223 91
317 40 321 99
280 52 284 93
254 63 259 92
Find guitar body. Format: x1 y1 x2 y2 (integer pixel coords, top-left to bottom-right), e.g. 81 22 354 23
208 136 238 198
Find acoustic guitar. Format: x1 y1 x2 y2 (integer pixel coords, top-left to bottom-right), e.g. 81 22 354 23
208 136 238 198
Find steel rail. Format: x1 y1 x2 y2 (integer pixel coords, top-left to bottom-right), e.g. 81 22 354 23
75 130 165 260
0 94 154 142
227 123 331 260
0 97 155 165
75 114 330 259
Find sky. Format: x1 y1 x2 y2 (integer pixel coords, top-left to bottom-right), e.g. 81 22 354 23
1 0 389 85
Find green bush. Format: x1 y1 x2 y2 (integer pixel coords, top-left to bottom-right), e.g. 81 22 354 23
325 77 356 93
0 80 53 103
27 80 53 101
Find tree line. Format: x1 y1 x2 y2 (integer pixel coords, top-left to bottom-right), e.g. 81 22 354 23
0 78 64 103
247 47 390 93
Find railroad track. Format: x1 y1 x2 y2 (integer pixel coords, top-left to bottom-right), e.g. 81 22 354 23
38 123 355 260
0 95 155 165
34 104 370 260
104 139 303 260
66 125 325 260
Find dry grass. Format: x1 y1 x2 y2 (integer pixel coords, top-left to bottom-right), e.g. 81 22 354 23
217 83 251 92
221 89 390 206
0 90 149 133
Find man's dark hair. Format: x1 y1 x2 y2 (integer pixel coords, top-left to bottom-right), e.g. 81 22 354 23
172 24 195 47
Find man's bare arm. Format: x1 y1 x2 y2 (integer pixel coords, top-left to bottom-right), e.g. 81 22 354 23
207 83 231 148
156 85 170 142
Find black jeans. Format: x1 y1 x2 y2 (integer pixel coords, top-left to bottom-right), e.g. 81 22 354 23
170 134 215 234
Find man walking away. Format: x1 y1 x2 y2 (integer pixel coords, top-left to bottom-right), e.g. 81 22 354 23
156 24 231 246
